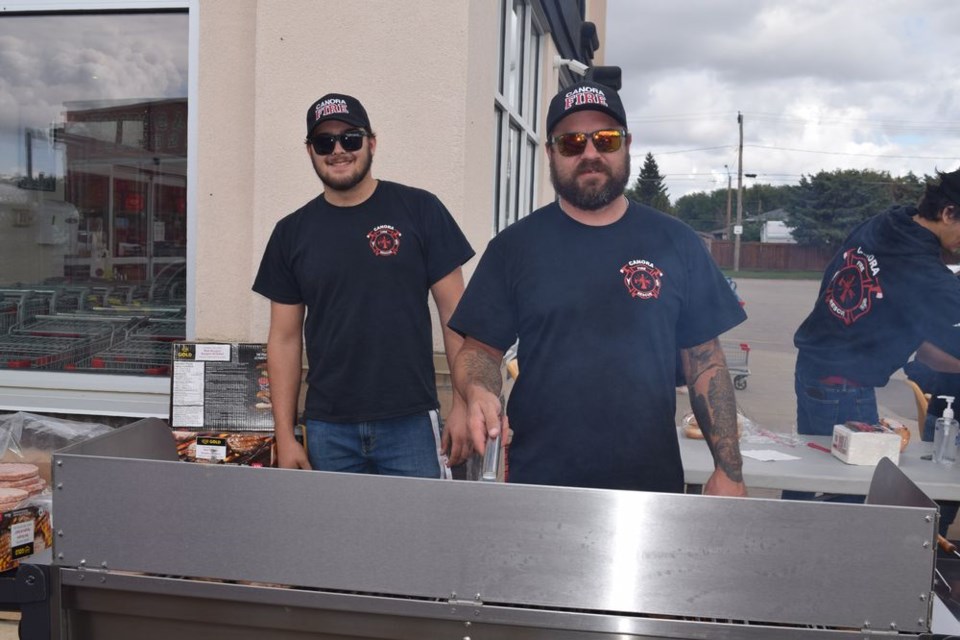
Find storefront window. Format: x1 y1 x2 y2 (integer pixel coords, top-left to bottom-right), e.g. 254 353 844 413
0 11 188 376
494 0 543 233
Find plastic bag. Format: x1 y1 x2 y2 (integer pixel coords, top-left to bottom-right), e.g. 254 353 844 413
679 410 750 440
680 410 803 447
0 411 114 483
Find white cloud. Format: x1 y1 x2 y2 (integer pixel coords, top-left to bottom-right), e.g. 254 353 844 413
0 14 187 133
606 0 960 199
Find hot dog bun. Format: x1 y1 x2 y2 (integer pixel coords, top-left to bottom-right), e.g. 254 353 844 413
681 412 745 439
879 417 911 452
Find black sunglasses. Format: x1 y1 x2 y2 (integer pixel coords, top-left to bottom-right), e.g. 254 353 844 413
547 129 627 157
307 130 369 155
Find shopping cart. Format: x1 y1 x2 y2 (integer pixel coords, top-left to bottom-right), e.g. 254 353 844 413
68 338 173 375
65 316 185 375
0 332 115 370
721 340 751 390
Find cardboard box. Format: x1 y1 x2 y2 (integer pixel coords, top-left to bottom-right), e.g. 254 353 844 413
0 505 53 573
831 422 901 466
172 430 275 467
170 343 274 432
169 343 277 468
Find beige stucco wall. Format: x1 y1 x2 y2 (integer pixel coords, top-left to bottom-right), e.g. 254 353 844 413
194 0 606 349
194 0 499 346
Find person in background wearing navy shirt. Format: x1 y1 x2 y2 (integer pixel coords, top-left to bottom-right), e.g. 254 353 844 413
449 81 748 496
253 93 474 478
791 168 960 501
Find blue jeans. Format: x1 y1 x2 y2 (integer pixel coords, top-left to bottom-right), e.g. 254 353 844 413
923 414 960 537
305 410 450 479
783 371 878 503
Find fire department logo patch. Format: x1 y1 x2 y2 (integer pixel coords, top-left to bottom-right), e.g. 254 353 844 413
824 247 883 325
620 259 663 299
367 225 401 256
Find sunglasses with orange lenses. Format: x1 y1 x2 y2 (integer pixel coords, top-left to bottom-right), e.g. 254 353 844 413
547 128 627 156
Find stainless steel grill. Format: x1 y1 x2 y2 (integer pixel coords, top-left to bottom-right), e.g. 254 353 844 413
47 418 940 639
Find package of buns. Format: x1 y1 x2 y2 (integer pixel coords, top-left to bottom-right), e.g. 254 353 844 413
878 417 911 452
681 412 746 439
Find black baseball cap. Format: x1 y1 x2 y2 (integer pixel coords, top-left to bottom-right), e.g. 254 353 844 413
306 93 371 137
546 81 627 136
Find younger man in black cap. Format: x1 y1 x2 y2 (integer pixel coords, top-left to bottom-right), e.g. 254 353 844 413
449 81 748 496
791 168 960 501
253 93 474 477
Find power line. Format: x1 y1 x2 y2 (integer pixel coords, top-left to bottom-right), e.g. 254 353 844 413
625 112 733 123
634 145 733 156
745 144 960 161
626 110 960 131
746 112 960 132
628 142 960 162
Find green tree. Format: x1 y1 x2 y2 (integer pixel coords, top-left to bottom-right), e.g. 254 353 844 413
674 190 726 232
674 182 795 235
742 182 794 218
890 171 926 204
626 152 672 213
786 169 924 249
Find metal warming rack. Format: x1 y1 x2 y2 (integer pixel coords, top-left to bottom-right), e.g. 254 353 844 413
48 418 938 639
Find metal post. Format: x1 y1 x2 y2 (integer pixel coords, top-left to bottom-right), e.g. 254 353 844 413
725 164 732 235
734 112 743 272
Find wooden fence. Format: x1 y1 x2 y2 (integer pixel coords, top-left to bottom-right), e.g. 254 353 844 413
709 240 835 272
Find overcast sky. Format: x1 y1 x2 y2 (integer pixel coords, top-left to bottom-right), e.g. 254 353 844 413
605 0 960 201
0 13 187 176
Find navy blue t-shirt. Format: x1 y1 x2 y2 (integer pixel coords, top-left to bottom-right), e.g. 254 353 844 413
795 206 960 387
253 180 474 422
449 201 746 492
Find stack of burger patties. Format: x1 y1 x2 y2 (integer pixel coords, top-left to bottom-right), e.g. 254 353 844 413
0 463 46 507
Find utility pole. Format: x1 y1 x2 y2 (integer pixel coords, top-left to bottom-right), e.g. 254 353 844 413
734 112 743 272
724 164 732 236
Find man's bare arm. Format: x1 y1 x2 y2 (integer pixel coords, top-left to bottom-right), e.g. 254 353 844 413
267 301 310 469
451 337 505 455
430 268 471 465
916 340 960 374
680 338 746 495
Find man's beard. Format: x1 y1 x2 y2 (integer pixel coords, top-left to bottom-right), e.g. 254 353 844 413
315 149 373 192
550 154 630 211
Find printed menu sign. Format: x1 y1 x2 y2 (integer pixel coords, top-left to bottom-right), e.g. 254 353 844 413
170 343 273 431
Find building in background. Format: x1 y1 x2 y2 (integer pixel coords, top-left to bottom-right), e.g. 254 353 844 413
760 220 798 244
0 0 607 419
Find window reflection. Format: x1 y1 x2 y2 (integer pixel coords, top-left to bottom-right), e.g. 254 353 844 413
506 1 523 111
494 0 542 232
0 12 187 375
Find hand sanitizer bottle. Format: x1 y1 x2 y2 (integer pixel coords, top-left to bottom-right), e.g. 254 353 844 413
934 396 958 464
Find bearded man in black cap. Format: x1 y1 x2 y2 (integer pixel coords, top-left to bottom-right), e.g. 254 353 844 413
789 168 960 501
253 93 474 477
449 81 748 496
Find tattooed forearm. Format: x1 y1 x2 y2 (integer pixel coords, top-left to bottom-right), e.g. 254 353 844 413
683 340 743 483
457 347 503 397
682 342 716 388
